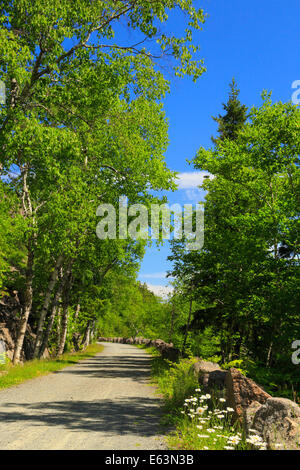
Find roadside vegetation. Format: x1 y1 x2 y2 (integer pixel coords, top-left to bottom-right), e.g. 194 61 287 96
141 346 276 450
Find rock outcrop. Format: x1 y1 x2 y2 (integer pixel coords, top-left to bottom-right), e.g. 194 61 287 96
226 367 271 420
0 292 50 361
193 360 227 393
0 292 33 361
245 397 300 450
155 341 180 361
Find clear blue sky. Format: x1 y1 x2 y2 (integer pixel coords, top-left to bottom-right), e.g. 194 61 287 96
138 0 300 295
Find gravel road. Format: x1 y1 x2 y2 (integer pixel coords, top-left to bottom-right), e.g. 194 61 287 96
0 342 167 450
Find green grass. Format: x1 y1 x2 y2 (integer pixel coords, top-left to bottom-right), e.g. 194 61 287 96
0 343 104 390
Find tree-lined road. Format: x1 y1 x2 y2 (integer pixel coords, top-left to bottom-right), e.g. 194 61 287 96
0 343 166 450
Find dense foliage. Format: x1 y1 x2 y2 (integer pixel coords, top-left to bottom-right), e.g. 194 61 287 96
0 0 206 363
168 90 300 399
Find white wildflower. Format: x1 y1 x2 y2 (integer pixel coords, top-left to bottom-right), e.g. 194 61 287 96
227 436 241 445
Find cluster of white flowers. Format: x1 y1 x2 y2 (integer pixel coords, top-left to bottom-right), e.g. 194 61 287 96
197 428 243 450
181 387 246 450
246 430 267 450
181 387 270 451
226 434 242 447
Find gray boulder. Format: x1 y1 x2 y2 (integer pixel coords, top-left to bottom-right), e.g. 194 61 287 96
246 397 300 450
193 360 226 393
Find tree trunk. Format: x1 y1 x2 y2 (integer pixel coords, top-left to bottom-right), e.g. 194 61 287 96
56 307 62 349
169 305 175 344
57 306 69 356
56 265 72 356
74 303 80 321
266 340 273 368
33 254 63 357
38 274 64 358
71 303 81 351
13 240 34 364
81 321 92 349
13 167 35 364
181 298 193 357
233 335 243 359
39 300 59 358
91 319 96 342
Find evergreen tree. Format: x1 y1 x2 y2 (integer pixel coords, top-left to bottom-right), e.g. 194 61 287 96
211 78 248 144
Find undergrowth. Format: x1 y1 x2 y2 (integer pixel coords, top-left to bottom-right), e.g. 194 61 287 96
138 345 269 450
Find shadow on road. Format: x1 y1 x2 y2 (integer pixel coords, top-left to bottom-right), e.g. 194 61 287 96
53 355 153 381
0 351 166 438
0 396 163 436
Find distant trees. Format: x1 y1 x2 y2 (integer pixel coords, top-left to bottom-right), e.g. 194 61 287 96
97 276 166 340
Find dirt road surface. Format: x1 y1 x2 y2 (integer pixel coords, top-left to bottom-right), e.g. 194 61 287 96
0 342 167 450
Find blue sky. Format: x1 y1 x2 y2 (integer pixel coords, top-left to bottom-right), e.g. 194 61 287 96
137 0 300 295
